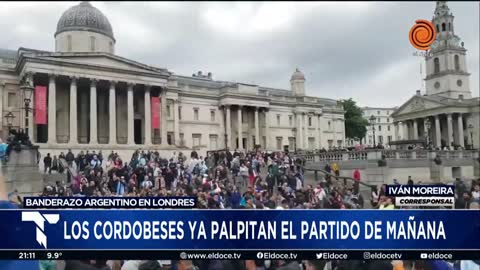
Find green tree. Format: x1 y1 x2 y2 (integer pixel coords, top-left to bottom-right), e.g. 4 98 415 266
338 98 368 142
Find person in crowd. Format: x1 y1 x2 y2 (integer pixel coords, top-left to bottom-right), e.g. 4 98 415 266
353 168 361 194
43 153 52 174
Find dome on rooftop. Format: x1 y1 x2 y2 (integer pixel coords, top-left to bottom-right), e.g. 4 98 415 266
55 2 115 41
291 68 305 81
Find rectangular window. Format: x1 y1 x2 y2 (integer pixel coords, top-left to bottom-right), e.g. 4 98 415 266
377 118 380 123
377 110 380 115
388 135 392 143
289 115 293 126
167 132 173 145
166 105 171 118
192 134 201 147
179 133 185 146
387 118 390 123
387 125 390 131
308 117 312 127
378 125 382 131
7 92 17 107
210 110 215 122
209 134 218 149
90 36 95 51
276 137 283 150
178 106 182 120
308 137 315 150
328 121 331 129
378 136 383 144
276 114 280 126
194 108 199 121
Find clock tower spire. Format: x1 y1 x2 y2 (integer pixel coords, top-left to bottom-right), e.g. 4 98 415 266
424 1 471 98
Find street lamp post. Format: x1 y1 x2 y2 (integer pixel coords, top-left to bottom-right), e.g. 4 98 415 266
369 115 376 147
4 112 15 133
425 118 431 149
20 75 34 137
467 124 474 149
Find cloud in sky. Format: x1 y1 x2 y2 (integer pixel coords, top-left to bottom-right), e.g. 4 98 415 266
0 1 478 107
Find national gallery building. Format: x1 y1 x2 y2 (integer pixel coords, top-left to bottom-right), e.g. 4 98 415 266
0 2 345 158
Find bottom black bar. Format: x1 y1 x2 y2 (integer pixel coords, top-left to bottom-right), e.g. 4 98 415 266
6 250 480 261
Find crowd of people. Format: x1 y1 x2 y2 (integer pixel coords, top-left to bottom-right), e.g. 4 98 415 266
2 147 479 270
38 149 365 211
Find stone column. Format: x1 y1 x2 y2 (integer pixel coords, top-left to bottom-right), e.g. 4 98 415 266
296 112 303 149
225 106 232 149
403 121 409 140
160 89 167 145
316 114 321 149
26 73 35 141
264 109 270 150
237 106 243 150
89 79 98 144
144 85 152 145
457 113 465 147
68 76 78 144
303 113 308 149
254 107 259 147
47 74 56 143
127 83 134 145
446 113 453 147
413 119 419 140
173 99 180 146
109 81 117 144
435 115 441 148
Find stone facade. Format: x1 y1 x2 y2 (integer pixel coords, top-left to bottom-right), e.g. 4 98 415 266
362 107 398 147
0 2 345 161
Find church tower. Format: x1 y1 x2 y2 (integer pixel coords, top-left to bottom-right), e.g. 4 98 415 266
424 1 471 99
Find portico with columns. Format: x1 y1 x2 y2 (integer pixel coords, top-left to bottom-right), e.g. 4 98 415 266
392 93 479 149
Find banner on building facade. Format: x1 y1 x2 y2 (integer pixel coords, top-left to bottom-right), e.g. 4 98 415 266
34 85 47 124
151 96 160 129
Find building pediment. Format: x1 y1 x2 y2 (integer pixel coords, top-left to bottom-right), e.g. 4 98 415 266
392 96 444 117
19 50 170 77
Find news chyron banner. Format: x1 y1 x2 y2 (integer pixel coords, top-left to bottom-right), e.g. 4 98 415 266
0 209 479 260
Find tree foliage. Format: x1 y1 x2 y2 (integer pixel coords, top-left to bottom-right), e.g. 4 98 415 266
338 98 368 141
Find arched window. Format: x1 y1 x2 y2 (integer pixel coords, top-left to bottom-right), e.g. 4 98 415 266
448 22 451 31
454 55 460 71
436 24 439 33
434 58 440 73
442 23 446 32
67 35 72 52
90 36 96 52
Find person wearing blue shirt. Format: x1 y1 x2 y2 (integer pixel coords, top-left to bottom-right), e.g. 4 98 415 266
0 174 40 270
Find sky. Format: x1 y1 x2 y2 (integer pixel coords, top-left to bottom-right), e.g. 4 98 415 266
0 1 478 107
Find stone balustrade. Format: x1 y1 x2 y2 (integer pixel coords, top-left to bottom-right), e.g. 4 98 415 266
301 150 479 163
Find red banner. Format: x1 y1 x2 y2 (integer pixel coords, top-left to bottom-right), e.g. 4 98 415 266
34 85 47 125
151 97 160 129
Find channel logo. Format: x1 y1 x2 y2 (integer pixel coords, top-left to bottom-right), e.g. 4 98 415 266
22 211 60 248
